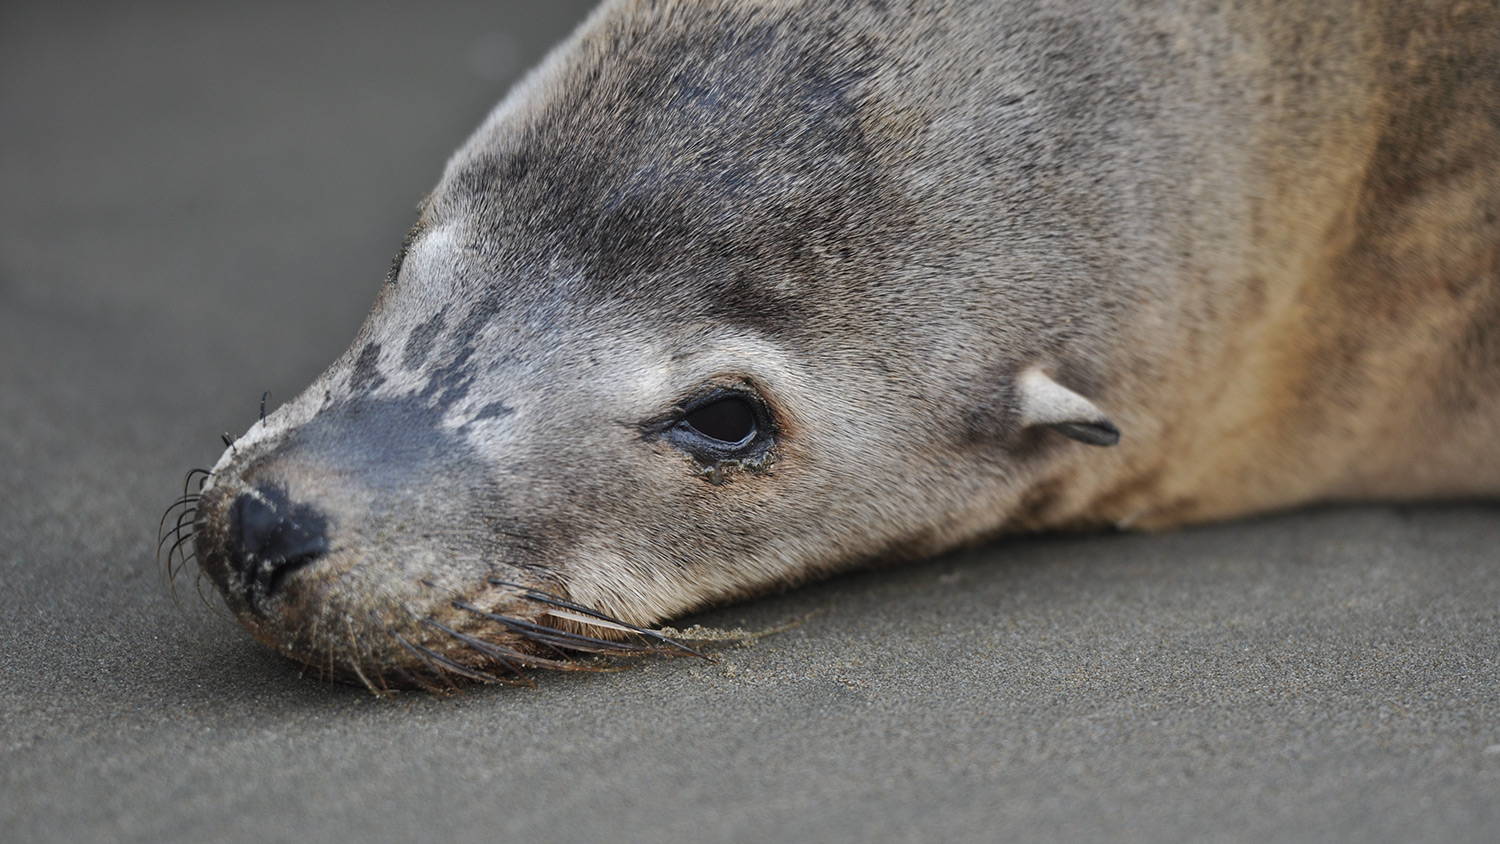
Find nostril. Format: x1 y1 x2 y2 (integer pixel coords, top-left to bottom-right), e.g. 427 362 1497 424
234 491 280 557
227 485 330 602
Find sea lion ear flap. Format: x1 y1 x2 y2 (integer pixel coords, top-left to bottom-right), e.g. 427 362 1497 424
1017 368 1121 447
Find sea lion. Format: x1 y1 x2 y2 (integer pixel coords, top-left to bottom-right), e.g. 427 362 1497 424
166 0 1500 690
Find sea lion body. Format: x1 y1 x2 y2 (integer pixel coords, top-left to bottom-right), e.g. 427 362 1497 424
181 0 1500 688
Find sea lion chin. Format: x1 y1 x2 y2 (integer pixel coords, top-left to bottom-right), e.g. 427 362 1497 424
165 0 1500 690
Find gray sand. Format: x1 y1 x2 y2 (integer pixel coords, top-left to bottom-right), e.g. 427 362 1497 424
2 3 1496 842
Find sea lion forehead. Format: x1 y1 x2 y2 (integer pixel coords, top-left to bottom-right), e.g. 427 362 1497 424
377 227 804 400
418 0 902 317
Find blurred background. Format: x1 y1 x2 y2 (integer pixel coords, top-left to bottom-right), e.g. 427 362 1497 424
2 3 1497 843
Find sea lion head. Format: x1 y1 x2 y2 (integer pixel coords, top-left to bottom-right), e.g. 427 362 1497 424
180 0 1119 689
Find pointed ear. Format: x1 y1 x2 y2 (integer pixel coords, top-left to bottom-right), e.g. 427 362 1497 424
1017 368 1121 447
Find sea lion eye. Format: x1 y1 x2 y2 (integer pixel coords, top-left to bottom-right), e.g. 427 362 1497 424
660 389 775 471
683 396 756 444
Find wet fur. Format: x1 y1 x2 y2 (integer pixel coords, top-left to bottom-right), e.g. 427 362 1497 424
183 0 1499 688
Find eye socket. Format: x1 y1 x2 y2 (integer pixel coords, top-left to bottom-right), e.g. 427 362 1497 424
659 388 775 467
683 396 756 444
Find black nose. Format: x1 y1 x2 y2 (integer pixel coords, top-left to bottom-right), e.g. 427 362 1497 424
226 484 329 603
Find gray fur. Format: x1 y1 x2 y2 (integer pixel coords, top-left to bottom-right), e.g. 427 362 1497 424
187 0 1499 687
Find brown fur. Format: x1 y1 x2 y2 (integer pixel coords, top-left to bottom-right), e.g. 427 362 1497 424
175 0 1499 689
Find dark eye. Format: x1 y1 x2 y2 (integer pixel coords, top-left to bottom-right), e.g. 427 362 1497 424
659 389 776 469
683 396 756 444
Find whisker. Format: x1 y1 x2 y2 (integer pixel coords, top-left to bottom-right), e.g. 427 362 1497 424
345 617 386 694
420 618 528 678
175 503 197 534
164 491 201 508
422 618 602 677
156 498 198 570
160 469 212 616
487 578 705 657
158 507 196 546
192 569 232 620
484 624 576 662
347 658 383 695
294 636 321 680
178 468 210 508
452 601 696 658
157 508 197 557
541 607 652 636
159 513 200 615
413 641 513 685
164 551 194 613
359 613 397 693
192 569 213 611
158 495 199 533
298 600 336 683
173 505 198 539
157 510 186 590
389 663 433 693
164 532 196 576
406 583 590 682
167 546 196 584
389 630 497 686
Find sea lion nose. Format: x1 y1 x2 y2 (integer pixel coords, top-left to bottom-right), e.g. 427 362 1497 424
226 484 329 601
